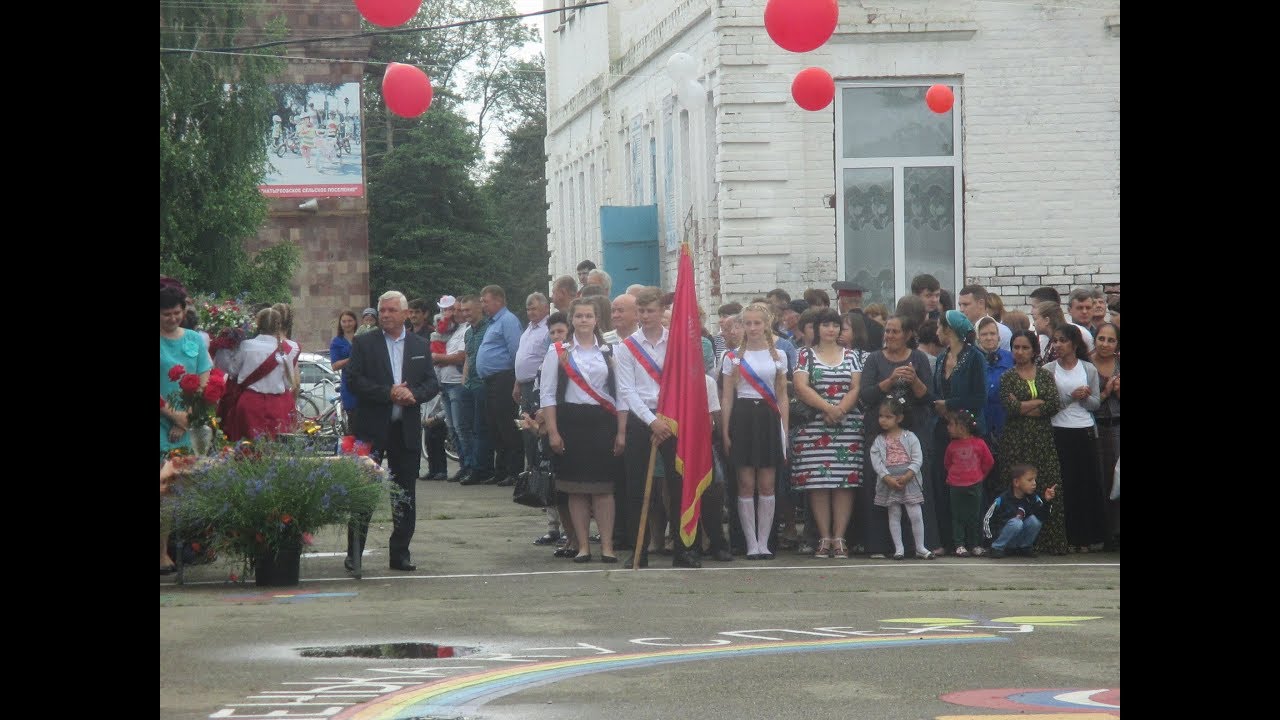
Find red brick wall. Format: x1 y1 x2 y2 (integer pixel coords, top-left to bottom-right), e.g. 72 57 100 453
248 1 373 355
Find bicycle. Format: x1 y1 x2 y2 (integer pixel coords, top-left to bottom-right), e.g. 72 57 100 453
296 379 346 455
420 394 461 463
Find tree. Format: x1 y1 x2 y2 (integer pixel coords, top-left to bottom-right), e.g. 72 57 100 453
367 101 502 305
483 55 550 317
159 0 299 302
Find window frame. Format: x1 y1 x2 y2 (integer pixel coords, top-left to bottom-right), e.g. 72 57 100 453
834 78 965 301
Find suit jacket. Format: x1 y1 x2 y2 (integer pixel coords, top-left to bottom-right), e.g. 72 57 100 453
347 326 440 449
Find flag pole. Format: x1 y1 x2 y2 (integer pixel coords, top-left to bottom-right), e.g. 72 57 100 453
632 442 659 570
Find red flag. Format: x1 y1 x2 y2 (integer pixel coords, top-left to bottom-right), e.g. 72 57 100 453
657 244 713 547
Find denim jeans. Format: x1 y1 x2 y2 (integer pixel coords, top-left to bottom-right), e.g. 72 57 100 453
440 383 463 463
458 383 493 474
991 514 1043 551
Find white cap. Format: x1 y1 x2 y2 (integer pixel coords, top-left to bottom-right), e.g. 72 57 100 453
437 295 457 309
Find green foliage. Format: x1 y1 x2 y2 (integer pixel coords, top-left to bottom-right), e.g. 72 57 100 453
170 438 392 565
159 1 296 300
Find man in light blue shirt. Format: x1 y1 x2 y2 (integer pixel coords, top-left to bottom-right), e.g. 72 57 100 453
477 285 525 485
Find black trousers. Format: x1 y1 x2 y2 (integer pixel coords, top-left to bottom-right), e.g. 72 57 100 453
484 370 524 478
348 419 419 566
424 421 447 476
623 414 686 554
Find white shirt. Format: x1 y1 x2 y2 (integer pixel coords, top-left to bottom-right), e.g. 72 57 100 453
230 335 299 394
1051 360 1095 428
539 338 622 409
721 348 786 400
616 327 669 425
1070 322 1096 353
514 316 550 383
438 321 468 385
383 326 406 422
704 374 721 414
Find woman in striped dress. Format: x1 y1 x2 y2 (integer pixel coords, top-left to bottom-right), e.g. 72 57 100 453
791 308 864 558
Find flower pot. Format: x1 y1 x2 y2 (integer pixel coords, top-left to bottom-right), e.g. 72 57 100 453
190 425 214 456
254 544 302 587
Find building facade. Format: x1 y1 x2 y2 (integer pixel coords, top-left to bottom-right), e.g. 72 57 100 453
543 0 1120 310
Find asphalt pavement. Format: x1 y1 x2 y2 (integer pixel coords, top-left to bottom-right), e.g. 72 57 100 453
160 465 1121 720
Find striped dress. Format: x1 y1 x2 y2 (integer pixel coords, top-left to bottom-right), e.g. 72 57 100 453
791 347 864 490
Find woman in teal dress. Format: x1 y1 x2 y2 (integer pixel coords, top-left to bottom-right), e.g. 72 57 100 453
160 284 211 573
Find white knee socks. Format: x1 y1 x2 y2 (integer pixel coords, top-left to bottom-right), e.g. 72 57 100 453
756 495 775 555
737 498 758 555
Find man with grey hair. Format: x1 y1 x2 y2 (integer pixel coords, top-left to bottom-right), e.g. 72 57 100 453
551 275 577 313
514 292 551 485
611 293 639 340
586 268 612 296
626 283 646 297
345 290 440 573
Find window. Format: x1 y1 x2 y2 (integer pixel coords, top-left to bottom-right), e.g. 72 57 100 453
835 81 963 307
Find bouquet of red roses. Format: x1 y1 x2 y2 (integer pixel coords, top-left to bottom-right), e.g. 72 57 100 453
165 365 229 430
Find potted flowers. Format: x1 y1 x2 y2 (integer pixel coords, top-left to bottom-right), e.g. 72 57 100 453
169 437 392 586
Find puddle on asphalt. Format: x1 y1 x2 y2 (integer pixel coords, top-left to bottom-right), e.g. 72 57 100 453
297 642 473 659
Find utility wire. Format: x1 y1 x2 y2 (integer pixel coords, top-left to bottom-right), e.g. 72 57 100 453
159 2 607 55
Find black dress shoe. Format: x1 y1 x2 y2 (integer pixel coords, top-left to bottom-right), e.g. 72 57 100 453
495 476 515 487
390 560 417 571
572 553 592 563
483 474 504 485
427 472 448 481
448 470 469 483
534 531 561 545
554 546 577 558
709 548 734 562
344 557 356 572
460 472 491 486
672 551 702 568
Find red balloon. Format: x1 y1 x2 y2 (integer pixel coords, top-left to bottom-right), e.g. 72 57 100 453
355 0 422 28
792 67 834 111
764 0 839 53
926 84 954 114
382 62 433 118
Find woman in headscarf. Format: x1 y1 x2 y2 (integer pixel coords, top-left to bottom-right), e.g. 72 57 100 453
927 310 987 555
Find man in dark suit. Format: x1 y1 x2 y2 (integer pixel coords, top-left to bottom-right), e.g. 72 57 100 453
345 291 440 572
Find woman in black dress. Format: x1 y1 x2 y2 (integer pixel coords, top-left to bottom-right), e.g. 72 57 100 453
540 298 625 563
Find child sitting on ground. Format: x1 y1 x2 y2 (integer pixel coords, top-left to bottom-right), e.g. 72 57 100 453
981 463 1058 558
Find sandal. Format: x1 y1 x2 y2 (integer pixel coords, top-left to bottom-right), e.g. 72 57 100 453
953 546 970 557
815 538 832 558
892 553 905 561
914 550 936 560
832 538 849 560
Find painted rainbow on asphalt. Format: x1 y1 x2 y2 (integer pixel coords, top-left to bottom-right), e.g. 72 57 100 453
336 633 1006 719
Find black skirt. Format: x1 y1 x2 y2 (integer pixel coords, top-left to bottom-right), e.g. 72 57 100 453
729 397 784 469
552 403 623 492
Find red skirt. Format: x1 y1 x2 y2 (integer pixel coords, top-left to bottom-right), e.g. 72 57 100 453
230 389 297 442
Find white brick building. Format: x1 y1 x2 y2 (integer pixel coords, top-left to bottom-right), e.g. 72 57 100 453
542 0 1120 311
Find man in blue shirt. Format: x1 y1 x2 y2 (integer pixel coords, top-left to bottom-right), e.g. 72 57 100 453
476 285 525 486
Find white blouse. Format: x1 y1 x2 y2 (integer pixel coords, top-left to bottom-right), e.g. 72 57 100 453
721 348 786 400
539 338 621 409
230 335 300 394
1051 360 1094 428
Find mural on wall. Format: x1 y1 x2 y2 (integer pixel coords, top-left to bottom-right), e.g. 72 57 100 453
260 82 364 197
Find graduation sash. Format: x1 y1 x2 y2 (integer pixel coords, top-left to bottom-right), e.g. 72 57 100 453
726 350 780 417
622 335 663 384
555 342 617 415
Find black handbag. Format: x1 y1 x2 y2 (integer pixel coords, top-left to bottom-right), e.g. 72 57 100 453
788 350 822 426
789 393 821 426
513 458 555 508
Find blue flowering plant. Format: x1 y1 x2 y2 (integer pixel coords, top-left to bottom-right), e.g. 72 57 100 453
169 436 393 569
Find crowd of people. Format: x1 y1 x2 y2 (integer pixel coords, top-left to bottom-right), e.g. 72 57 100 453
161 262 1119 574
